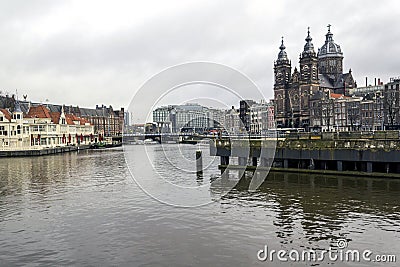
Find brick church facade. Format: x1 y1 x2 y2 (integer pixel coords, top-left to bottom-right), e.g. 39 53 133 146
274 25 357 130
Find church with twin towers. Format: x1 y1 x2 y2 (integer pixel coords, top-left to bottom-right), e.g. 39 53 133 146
273 25 357 130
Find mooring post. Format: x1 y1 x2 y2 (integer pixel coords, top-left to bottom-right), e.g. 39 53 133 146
196 150 203 174
283 159 289 169
367 162 373 173
220 156 229 165
337 160 343 171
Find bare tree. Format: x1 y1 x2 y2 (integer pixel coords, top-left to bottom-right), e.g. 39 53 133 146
347 101 360 131
321 98 334 131
384 90 399 128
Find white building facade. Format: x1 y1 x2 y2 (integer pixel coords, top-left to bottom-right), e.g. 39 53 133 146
0 104 94 150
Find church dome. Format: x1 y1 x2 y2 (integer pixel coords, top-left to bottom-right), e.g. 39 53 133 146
318 25 343 58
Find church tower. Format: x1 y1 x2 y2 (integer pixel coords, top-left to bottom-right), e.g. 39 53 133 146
274 38 291 127
317 25 344 81
298 28 319 129
274 38 291 89
299 28 319 85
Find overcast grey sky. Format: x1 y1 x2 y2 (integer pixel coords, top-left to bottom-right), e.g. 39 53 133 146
0 0 399 111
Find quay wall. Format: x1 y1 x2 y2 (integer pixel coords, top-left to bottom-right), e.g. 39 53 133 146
0 145 90 157
211 134 400 175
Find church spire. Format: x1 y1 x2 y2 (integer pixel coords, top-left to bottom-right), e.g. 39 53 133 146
274 36 291 90
302 27 315 57
277 36 289 63
325 24 334 43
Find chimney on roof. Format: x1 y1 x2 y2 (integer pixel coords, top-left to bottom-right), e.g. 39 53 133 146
375 78 377 86
378 78 381 85
365 77 368 87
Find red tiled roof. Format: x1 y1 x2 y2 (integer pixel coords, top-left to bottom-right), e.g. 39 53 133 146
79 117 90 125
26 105 51 119
64 113 91 125
24 105 91 126
65 114 76 125
0 108 12 121
330 93 349 99
50 112 61 124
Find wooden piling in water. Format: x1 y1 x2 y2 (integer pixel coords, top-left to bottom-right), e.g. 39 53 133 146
196 150 203 174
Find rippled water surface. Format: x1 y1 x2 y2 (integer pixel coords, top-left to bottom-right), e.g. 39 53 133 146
0 144 399 266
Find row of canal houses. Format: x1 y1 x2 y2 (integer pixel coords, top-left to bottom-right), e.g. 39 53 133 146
0 101 96 150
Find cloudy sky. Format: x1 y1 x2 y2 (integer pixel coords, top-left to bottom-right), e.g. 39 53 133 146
0 0 400 115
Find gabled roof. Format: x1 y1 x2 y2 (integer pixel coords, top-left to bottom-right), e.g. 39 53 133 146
79 117 90 125
319 74 334 88
319 72 355 90
65 113 91 125
50 112 61 124
333 73 353 88
1 96 122 120
65 114 77 125
25 105 51 119
0 108 12 121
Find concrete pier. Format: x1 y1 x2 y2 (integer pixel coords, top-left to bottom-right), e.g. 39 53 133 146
210 132 400 177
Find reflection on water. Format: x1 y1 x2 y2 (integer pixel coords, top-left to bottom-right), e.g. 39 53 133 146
0 145 399 266
228 172 400 251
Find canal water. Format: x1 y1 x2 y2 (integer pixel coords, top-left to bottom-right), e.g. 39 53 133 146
0 144 399 266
